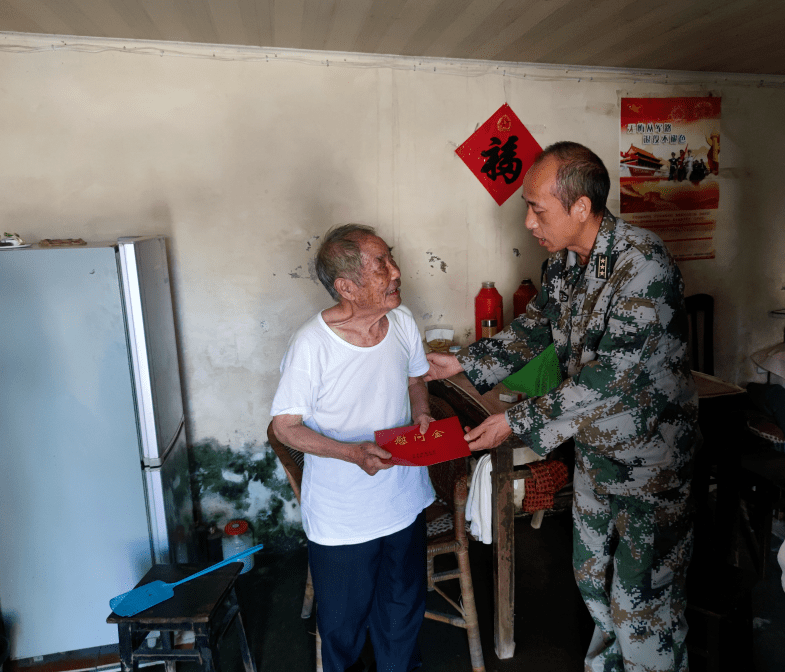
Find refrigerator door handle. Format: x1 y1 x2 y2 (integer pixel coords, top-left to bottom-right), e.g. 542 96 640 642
142 416 185 469
117 240 158 462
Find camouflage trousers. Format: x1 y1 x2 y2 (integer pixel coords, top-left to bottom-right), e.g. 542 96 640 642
572 468 693 672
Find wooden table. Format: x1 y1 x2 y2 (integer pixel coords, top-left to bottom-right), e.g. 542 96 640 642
107 563 256 672
428 370 745 660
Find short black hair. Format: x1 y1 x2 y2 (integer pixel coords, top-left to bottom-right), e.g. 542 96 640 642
535 141 610 215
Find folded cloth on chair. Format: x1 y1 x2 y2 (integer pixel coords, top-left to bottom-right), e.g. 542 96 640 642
466 454 493 544
522 460 569 513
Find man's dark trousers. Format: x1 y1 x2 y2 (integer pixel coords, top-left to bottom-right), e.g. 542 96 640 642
308 510 427 672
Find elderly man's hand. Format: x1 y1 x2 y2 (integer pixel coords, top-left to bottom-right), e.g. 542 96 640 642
464 413 512 451
355 442 394 476
424 353 464 381
413 412 434 435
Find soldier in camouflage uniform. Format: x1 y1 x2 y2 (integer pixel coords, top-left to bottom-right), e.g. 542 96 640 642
426 142 698 672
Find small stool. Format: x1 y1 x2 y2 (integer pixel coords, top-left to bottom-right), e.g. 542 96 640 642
107 563 256 672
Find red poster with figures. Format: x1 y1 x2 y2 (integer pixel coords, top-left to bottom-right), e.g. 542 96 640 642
375 416 471 467
456 103 542 206
620 97 721 261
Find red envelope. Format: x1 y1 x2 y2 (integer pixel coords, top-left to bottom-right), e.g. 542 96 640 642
374 416 471 467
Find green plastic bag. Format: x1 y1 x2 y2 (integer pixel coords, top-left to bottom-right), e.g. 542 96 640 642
502 343 562 397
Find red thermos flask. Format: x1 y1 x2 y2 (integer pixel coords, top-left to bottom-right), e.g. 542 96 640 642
475 281 503 340
513 279 538 319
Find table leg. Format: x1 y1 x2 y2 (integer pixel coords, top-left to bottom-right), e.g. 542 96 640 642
227 588 257 672
491 443 516 659
161 631 177 672
117 623 138 672
235 610 257 672
195 625 217 672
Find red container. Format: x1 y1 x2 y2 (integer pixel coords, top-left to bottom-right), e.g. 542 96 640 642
475 281 503 340
513 279 538 319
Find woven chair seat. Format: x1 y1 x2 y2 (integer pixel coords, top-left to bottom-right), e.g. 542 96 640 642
427 502 474 544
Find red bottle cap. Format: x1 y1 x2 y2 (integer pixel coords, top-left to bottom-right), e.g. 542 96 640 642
224 520 249 535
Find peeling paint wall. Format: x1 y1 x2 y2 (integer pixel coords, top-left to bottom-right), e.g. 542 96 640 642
1 34 784 538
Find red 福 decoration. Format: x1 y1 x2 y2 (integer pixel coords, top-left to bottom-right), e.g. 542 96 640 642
456 104 542 206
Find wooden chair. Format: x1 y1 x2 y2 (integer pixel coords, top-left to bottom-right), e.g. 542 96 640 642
421 396 485 672
265 424 320 669
427 374 571 658
687 292 720 525
266 395 485 672
686 292 736 544
686 293 715 375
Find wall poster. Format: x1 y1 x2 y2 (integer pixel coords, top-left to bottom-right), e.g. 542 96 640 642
619 96 721 261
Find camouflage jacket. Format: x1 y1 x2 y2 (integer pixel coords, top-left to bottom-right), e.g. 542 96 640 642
458 211 698 496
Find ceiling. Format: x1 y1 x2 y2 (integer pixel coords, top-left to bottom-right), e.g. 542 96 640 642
1 0 784 76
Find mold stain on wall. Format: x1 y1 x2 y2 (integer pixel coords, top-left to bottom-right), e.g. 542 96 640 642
425 250 448 274
190 439 306 552
288 257 319 283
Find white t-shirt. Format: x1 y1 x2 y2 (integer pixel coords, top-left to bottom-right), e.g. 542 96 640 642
270 305 435 545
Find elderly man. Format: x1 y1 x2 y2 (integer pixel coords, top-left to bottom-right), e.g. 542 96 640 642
427 142 698 672
271 224 435 672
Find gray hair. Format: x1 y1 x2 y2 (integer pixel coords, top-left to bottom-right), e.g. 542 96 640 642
315 224 376 301
536 141 610 216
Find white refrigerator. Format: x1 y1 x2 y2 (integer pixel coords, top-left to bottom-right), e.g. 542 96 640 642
0 236 194 662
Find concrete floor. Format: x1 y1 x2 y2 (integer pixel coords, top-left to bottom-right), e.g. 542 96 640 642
224 510 785 672
234 509 591 672
6 500 783 672
136 508 785 672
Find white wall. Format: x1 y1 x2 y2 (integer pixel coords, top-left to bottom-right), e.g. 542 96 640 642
2 33 784 450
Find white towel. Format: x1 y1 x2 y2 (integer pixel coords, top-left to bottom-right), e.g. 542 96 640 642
466 454 493 544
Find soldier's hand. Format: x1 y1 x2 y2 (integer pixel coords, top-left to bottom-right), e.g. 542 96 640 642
464 413 512 451
355 442 394 476
424 353 464 381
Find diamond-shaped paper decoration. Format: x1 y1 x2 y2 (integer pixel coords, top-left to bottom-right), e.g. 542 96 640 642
455 103 542 206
